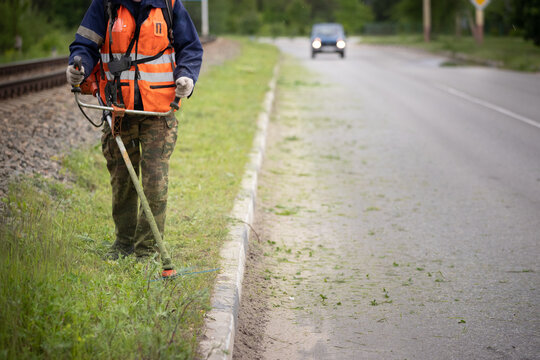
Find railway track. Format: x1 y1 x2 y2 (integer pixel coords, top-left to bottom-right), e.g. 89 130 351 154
0 70 66 99
0 56 69 100
0 56 69 77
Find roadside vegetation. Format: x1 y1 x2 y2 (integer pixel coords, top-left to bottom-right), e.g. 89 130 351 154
360 35 540 72
0 29 72 63
2 0 538 65
0 38 278 359
0 0 80 63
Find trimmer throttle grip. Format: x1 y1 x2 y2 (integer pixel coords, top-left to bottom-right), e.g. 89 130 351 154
70 56 83 93
170 96 180 110
73 56 82 71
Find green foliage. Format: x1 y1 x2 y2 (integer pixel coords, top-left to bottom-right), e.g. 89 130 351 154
334 0 374 34
4 0 538 60
205 0 372 35
484 0 516 36
286 0 312 35
224 0 259 34
309 0 339 22
0 0 88 59
391 0 469 33
384 0 540 46
364 0 401 22
34 0 91 29
513 0 540 45
238 10 263 35
0 29 72 63
0 38 279 359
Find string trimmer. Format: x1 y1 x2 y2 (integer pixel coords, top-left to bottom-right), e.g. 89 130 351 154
71 55 179 279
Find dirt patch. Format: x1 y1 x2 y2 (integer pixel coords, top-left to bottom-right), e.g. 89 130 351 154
0 89 99 199
201 37 241 73
233 72 344 359
232 233 270 360
0 38 241 202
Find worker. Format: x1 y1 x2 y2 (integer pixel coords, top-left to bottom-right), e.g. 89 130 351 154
66 0 203 261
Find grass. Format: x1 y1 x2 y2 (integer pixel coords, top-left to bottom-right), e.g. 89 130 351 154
360 34 540 72
0 38 279 359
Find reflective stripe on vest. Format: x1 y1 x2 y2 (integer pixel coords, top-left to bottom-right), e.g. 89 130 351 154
99 2 177 112
101 52 176 66
104 69 175 83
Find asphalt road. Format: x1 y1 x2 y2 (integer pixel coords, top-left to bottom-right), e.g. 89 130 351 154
237 38 540 360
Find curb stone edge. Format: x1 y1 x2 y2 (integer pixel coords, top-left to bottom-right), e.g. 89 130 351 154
198 61 280 360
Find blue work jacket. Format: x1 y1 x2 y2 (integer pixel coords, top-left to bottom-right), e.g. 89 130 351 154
69 0 203 85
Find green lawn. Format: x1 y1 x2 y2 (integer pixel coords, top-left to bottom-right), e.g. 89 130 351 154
360 34 540 72
0 38 279 359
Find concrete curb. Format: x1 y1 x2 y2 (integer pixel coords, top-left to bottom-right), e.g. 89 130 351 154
198 62 280 360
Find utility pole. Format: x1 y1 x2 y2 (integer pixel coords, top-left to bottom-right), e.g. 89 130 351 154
423 0 431 42
201 0 209 38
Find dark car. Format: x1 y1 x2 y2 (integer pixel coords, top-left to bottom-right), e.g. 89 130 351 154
310 23 346 59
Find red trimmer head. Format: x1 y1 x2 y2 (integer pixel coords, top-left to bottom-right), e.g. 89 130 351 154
161 269 178 279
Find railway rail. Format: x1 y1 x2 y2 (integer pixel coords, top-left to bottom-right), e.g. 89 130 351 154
0 56 69 100
0 56 69 77
0 70 66 99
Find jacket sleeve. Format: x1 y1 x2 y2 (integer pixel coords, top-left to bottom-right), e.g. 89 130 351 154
68 0 107 78
172 1 203 85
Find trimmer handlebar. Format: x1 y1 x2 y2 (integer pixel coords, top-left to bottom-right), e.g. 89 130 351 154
74 93 179 117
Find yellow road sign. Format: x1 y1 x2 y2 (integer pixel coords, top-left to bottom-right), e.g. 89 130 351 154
470 0 491 10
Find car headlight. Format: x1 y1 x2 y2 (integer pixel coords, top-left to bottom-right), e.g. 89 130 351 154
312 38 322 49
336 40 346 49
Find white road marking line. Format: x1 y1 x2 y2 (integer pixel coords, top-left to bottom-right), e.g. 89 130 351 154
437 84 540 130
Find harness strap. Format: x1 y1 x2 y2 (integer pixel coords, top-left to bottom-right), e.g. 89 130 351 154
106 1 121 107
163 0 174 45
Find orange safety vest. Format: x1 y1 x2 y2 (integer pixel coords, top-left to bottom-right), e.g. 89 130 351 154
99 1 179 112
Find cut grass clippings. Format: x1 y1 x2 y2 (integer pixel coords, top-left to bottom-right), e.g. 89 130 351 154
360 35 540 72
0 38 278 359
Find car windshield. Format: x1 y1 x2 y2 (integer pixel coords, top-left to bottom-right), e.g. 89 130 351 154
312 24 343 37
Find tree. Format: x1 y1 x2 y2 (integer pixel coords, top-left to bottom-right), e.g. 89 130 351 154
391 0 468 34
364 0 401 22
484 0 514 35
285 0 312 35
513 0 540 46
26 0 90 30
221 0 261 34
261 0 288 23
309 0 339 22
334 0 374 34
208 0 231 34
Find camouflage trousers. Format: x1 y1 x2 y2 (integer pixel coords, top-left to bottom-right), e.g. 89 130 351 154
101 113 178 257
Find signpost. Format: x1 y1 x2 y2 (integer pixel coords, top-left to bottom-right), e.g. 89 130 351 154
201 0 209 38
470 0 491 44
183 0 209 38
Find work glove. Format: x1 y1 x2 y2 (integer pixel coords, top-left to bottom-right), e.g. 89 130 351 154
66 64 85 86
175 77 194 98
